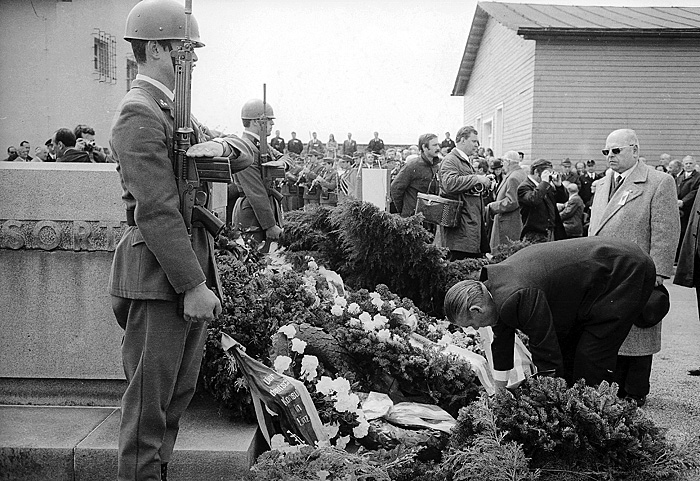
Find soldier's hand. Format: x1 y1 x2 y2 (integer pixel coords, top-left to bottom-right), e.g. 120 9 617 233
183 283 221 323
265 225 283 240
187 141 224 157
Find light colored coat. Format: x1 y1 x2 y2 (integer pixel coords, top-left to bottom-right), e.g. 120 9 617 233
588 160 680 355
488 164 528 250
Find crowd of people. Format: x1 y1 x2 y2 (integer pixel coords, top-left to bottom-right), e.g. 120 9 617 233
2 124 112 163
382 126 695 408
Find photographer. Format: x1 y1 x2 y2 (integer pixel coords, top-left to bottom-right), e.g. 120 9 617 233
517 158 569 243
74 124 109 162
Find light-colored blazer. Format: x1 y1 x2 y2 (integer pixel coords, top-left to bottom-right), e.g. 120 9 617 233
488 165 528 250
589 160 680 355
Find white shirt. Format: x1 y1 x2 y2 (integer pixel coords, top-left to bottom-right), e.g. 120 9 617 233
135 73 174 102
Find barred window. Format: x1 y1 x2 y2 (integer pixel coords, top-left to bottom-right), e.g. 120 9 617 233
93 29 116 83
126 58 138 91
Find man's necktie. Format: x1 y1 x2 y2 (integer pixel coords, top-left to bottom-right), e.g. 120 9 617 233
609 174 623 200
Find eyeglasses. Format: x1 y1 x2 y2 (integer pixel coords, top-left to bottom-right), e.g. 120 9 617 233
602 144 636 156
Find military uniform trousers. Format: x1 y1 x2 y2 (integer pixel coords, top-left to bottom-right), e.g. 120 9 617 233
112 296 209 481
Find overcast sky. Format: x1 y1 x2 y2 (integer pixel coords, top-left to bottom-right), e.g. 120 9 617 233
190 0 700 144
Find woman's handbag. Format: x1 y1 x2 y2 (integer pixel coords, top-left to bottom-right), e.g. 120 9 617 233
414 172 462 227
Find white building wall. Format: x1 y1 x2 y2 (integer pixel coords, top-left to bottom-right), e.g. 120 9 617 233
0 0 138 154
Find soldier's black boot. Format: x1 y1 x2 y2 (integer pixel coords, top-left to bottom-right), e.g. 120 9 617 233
161 463 168 481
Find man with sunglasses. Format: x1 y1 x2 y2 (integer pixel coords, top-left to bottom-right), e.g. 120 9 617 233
589 128 679 407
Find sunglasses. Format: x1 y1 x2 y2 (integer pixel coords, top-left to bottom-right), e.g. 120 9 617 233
602 144 635 156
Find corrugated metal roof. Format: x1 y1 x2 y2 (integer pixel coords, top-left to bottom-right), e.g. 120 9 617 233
482 3 700 32
452 2 700 96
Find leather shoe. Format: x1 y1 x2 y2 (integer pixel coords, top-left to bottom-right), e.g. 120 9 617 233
688 368 700 376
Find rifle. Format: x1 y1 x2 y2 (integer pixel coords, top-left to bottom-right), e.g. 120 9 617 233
259 83 284 202
173 0 230 238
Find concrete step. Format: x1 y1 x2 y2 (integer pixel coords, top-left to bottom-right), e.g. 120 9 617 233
0 393 265 481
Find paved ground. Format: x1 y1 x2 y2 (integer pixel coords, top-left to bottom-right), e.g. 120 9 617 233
643 282 700 447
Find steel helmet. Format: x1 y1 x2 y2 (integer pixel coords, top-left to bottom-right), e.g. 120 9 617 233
124 0 204 47
241 99 275 120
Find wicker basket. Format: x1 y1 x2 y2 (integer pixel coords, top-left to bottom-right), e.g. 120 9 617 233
415 193 462 227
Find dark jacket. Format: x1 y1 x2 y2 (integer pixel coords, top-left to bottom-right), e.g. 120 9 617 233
676 170 700 223
287 138 304 155
517 177 568 240
483 237 655 381
389 154 439 217
579 173 595 205
367 138 385 155
232 132 282 233
58 148 90 163
270 136 285 153
675 180 700 287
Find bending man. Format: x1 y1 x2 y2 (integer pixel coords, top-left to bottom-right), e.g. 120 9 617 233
444 237 656 390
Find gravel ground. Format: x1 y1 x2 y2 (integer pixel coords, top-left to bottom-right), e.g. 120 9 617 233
642 282 700 479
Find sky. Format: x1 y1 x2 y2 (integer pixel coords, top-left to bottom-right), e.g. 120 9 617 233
190 0 700 145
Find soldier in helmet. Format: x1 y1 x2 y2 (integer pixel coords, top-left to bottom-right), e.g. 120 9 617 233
231 98 285 245
109 1 252 480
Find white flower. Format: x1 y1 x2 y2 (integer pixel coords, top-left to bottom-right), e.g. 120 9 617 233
334 297 348 307
352 417 370 438
428 324 437 333
335 435 350 450
270 433 290 450
373 314 388 329
273 355 292 373
347 317 361 328
323 422 340 440
330 304 344 316
316 376 335 395
308 260 318 270
330 377 352 395
347 303 361 315
291 338 307 354
334 391 360 413
360 311 375 332
393 307 418 330
300 355 319 381
376 329 391 342
369 292 381 300
388 300 396 309
371 297 384 309
278 325 297 339
437 332 453 347
270 433 302 454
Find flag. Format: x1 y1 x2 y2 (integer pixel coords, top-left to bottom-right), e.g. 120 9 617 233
221 332 329 447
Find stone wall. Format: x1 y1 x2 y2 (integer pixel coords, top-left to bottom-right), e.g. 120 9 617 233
0 162 127 383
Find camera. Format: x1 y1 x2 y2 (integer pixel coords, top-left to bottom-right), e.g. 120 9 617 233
84 140 95 152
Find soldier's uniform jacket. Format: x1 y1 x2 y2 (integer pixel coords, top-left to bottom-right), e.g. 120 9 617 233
232 132 283 233
109 79 251 301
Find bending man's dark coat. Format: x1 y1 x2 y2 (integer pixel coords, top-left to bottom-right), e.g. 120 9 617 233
481 237 655 386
